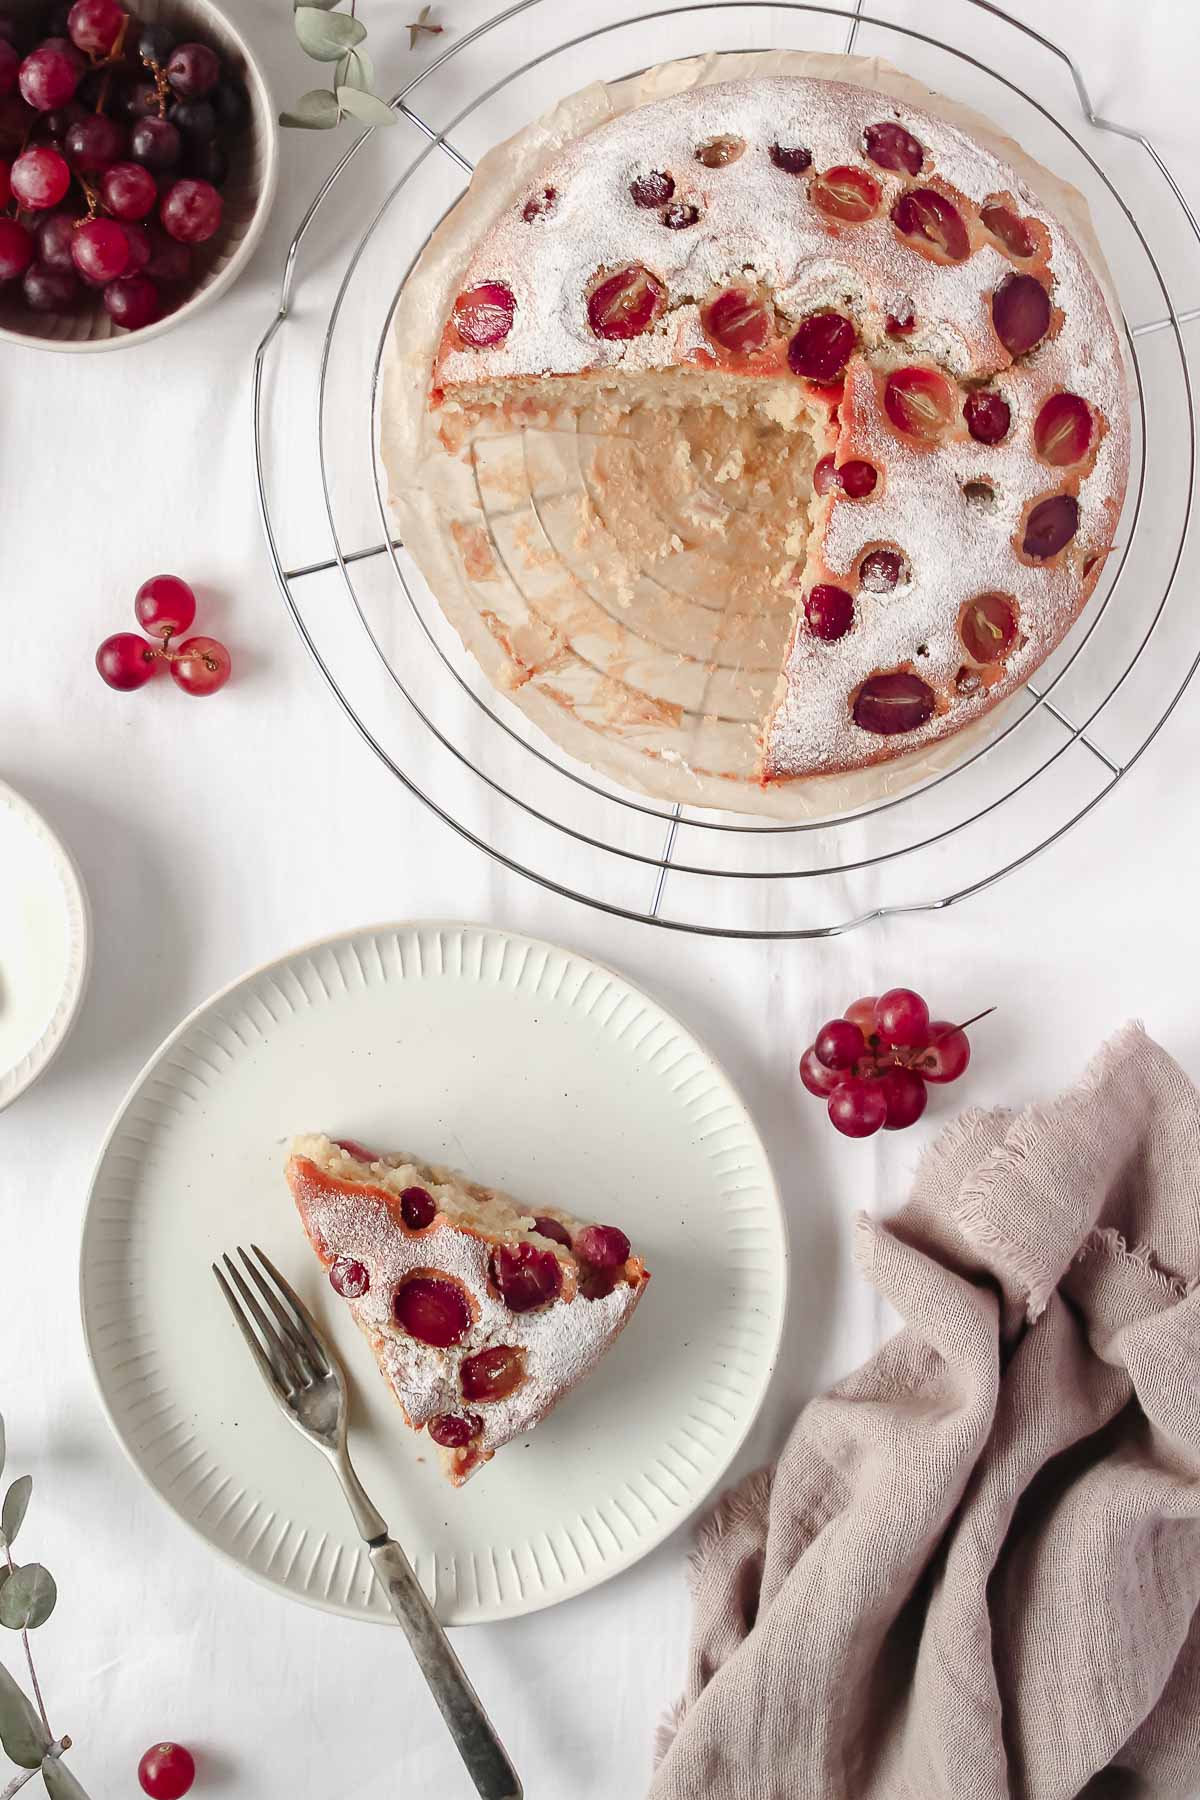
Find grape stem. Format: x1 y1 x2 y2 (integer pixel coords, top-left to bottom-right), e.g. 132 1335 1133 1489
893 1005 996 1071
941 1006 996 1038
93 14 129 114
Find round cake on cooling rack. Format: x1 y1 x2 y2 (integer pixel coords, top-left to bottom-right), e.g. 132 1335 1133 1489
385 61 1129 805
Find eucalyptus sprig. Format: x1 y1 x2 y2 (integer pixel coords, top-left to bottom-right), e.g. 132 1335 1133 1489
0 1417 87 1800
282 0 442 131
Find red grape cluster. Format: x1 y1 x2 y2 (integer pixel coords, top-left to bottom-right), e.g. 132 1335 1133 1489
800 987 984 1138
0 0 247 332
96 573 231 696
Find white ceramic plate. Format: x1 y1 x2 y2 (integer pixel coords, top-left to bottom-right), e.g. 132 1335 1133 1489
0 779 91 1112
81 922 786 1624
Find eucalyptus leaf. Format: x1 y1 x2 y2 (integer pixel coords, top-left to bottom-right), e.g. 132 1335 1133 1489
279 88 341 129
2 1479 31 1547
0 1659 49 1769
0 1566 56 1633
336 87 397 126
335 47 374 92
42 1753 93 1800
294 0 341 8
294 7 365 61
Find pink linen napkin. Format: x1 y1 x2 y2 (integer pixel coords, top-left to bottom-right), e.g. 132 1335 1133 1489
650 1023 1200 1800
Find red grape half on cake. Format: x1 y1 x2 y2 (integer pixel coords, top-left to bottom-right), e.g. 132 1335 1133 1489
287 1134 650 1485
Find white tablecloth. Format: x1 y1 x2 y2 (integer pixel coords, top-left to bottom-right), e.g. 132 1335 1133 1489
2 1 1198 1794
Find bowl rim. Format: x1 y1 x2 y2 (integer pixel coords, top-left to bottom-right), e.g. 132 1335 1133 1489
0 0 281 354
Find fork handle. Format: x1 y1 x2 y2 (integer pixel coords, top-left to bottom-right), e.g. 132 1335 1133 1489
368 1537 523 1800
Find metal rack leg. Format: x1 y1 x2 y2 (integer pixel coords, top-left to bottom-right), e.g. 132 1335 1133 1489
649 805 682 918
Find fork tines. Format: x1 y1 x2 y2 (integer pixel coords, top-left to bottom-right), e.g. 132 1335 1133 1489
213 1244 330 1395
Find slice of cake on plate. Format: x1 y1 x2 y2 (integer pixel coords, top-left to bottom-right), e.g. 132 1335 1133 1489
287 1133 650 1485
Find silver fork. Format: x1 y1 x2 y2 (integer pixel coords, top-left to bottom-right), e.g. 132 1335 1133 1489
213 1244 522 1800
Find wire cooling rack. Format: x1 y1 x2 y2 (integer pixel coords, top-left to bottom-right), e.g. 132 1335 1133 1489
252 0 1200 938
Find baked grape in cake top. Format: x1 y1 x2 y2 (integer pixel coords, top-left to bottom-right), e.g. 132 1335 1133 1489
428 76 1128 781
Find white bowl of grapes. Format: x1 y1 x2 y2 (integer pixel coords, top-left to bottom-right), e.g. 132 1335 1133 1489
0 0 277 347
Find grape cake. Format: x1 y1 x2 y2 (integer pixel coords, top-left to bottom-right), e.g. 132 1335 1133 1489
288 1134 650 1485
404 72 1128 795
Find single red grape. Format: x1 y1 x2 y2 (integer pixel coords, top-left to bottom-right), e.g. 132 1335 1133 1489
853 671 935 736
130 115 180 172
800 1045 841 1097
912 1022 971 1083
428 1412 483 1448
166 41 219 99
399 1185 436 1229
19 40 83 111
393 1276 471 1348
124 77 160 118
843 996 879 1038
71 215 129 283
787 311 855 382
144 227 190 283
489 1241 562 1311
828 1080 887 1138
211 79 248 130
36 210 78 269
160 175 221 243
328 1256 368 1298
863 120 924 175
134 573 196 639
136 21 175 66
104 270 159 328
804 583 855 641
23 259 78 310
64 111 125 172
533 1216 572 1248
68 0 125 56
879 1067 928 1130
1022 494 1079 560
769 141 811 173
169 634 230 696
859 549 905 593
586 265 665 340
137 1742 195 1800
814 1018 866 1071
573 1224 630 1268
185 134 226 186
461 1344 525 1401
10 144 70 208
874 988 930 1049
0 216 33 280
810 164 881 222
629 168 673 207
168 96 215 140
992 273 1050 356
117 219 150 271
96 631 159 690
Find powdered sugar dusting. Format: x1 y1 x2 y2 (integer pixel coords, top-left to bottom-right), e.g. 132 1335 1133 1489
430 75 1129 780
287 1135 648 1473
